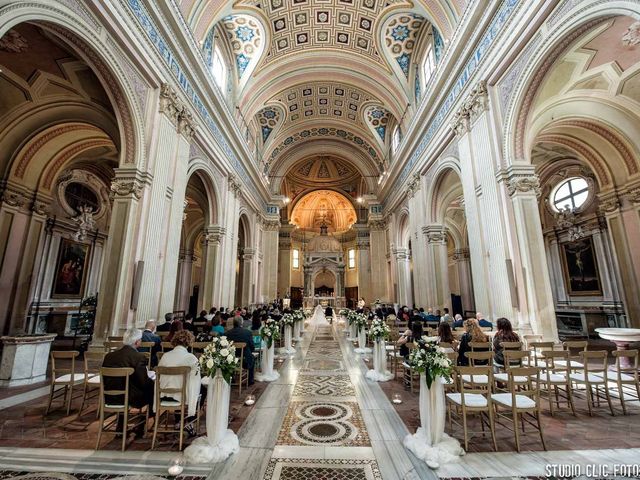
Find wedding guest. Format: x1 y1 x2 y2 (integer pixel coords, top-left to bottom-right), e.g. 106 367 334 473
139 319 161 367
103 328 154 414
224 317 255 385
166 319 183 342
452 314 464 329
437 322 458 352
476 312 494 330
441 308 453 325
157 330 202 436
196 310 208 324
157 312 174 332
184 313 198 334
425 308 440 326
492 317 520 367
457 319 489 366
397 321 423 358
210 316 225 336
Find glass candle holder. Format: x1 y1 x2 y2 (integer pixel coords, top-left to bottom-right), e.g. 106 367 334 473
168 455 185 476
392 393 402 404
245 394 256 406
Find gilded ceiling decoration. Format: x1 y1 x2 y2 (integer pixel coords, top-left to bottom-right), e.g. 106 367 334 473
236 0 405 69
290 189 358 233
287 155 361 187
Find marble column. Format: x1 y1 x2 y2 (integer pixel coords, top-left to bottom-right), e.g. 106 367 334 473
368 217 389 302
277 226 293 298
174 249 194 312
424 225 450 311
261 217 280 303
392 247 412 307
241 247 255 306
200 225 224 310
353 224 371 302
505 168 558 340
337 265 346 298
220 177 241 309
303 264 312 298
406 177 428 308
453 248 475 314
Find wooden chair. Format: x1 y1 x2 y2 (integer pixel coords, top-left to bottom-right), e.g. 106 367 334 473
104 341 121 352
470 341 491 352
527 341 556 368
446 366 497 451
402 343 421 392
108 336 123 342
152 366 193 451
232 342 249 395
569 350 614 416
46 351 85 415
461 351 493 388
522 334 543 350
558 340 587 371
96 367 148 451
539 350 576 416
80 351 105 415
157 331 169 340
161 341 174 352
190 342 210 357
139 341 156 369
491 367 546 452
608 350 640 415
494 351 531 387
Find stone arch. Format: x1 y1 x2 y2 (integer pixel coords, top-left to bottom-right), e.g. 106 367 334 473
186 159 222 226
0 4 146 169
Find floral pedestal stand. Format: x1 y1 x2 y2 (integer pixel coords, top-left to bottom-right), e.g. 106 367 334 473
354 327 371 353
293 320 303 342
255 343 280 382
281 324 296 355
365 339 393 382
349 321 357 341
184 371 239 464
403 374 463 469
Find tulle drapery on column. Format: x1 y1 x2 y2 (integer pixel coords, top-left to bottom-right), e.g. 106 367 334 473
255 342 279 382
184 370 239 464
365 339 393 381
354 327 371 353
281 324 296 354
403 374 463 469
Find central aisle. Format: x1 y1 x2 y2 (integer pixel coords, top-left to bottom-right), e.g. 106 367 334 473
208 322 437 479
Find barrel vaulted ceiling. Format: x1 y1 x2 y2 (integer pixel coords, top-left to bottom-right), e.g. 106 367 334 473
177 0 467 186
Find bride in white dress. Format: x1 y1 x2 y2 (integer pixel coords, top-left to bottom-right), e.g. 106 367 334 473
310 304 329 326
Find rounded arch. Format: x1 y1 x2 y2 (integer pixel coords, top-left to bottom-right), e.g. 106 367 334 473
396 208 411 248
502 2 640 165
424 156 462 223
0 4 146 169
237 210 253 249
186 158 222 226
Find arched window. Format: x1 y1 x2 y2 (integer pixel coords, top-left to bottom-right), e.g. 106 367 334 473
392 125 402 153
422 45 435 83
211 46 227 92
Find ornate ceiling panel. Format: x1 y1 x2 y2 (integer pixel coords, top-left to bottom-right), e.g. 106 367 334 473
290 189 357 233
256 105 284 143
365 105 392 142
287 155 361 187
384 13 426 78
219 15 263 78
236 0 405 69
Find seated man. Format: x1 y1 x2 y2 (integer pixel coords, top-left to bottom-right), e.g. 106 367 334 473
424 308 440 327
224 316 255 385
102 328 154 421
476 312 493 330
156 312 173 332
139 319 161 367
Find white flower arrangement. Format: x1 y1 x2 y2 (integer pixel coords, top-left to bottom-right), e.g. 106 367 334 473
304 308 313 317
352 312 368 330
368 317 390 340
346 310 358 325
198 336 239 384
407 339 453 388
339 309 349 316
281 313 295 326
259 317 281 348
293 309 305 323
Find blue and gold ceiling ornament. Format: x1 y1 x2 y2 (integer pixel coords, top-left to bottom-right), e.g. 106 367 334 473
365 106 392 142
384 14 425 79
256 106 283 143
221 15 262 78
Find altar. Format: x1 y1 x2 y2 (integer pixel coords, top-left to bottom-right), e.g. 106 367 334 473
304 296 346 308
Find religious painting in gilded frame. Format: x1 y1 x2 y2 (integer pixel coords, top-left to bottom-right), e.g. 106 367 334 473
560 237 602 296
52 238 90 298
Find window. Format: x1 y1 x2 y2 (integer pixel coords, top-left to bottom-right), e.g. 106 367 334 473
552 177 590 212
422 46 435 83
292 249 300 269
392 125 401 153
211 46 227 92
348 248 356 269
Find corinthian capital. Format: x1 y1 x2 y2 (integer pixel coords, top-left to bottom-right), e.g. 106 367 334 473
506 174 541 197
159 83 182 125
178 106 196 140
423 225 448 244
227 174 242 197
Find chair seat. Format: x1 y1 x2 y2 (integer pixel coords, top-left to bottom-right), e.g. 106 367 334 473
385 345 395 351
494 373 529 383
105 403 126 409
54 373 87 383
87 375 101 384
594 372 636 382
491 393 536 409
555 360 584 369
160 400 183 407
569 372 606 383
461 374 489 384
446 393 488 408
539 373 567 384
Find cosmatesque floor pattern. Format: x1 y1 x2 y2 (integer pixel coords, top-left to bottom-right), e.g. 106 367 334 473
264 325 384 480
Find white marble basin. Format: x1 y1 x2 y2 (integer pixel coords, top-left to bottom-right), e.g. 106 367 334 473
595 328 640 343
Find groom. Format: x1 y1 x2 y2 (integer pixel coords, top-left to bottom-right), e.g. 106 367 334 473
324 304 333 324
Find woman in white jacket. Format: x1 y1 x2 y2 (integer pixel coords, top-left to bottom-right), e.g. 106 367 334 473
158 330 202 435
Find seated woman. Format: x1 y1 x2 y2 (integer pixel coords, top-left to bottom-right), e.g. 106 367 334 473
457 318 489 366
210 316 225 336
166 318 183 342
397 321 423 358
492 317 520 368
157 330 203 436
437 322 458 352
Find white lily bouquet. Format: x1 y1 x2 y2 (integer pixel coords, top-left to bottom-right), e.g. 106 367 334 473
352 312 368 330
281 313 295 326
198 336 239 384
368 317 390 340
346 310 358 325
259 317 281 348
293 309 305 323
407 339 453 388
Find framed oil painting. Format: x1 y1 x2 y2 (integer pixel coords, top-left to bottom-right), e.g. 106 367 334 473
52 238 90 298
560 237 602 296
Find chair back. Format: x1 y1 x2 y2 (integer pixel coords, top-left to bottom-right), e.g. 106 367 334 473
502 350 530 369
465 350 493 366
155 366 189 408
522 334 543 349
158 331 169 340
51 351 79 380
612 349 639 374
234 342 246 367
84 351 105 377
563 340 587 359
99 367 134 410
470 341 491 352
506 367 540 406
190 342 209 357
529 341 556 366
139 341 155 367
104 340 121 352
161 341 174 352
500 341 522 351
457 366 492 394
541 350 571 375
579 350 608 376
108 336 123 342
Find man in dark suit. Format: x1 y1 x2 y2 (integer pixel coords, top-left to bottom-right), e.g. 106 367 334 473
224 316 255 385
156 312 173 332
102 328 154 413
183 313 198 334
325 305 333 324
139 320 161 367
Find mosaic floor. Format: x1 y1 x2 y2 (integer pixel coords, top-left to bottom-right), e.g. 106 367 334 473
265 325 383 479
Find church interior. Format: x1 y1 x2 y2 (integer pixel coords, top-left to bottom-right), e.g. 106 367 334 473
0 0 639 479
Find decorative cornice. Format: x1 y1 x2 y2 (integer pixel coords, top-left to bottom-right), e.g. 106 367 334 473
406 173 421 199
178 106 197 140
261 217 281 231
109 168 150 200
0 182 29 210
597 192 621 215
368 218 388 230
499 166 541 198
204 226 225 246
227 174 242 197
